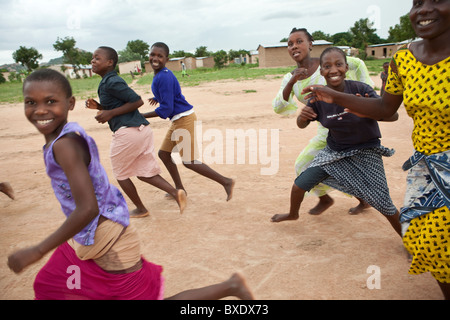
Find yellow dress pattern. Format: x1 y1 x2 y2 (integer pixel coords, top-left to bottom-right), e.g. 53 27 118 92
386 45 450 283
385 46 450 156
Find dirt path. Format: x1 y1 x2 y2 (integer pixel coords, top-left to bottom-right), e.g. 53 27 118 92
0 75 443 300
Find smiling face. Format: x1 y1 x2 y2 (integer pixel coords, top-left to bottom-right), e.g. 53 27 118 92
410 0 450 39
91 48 114 77
320 50 349 91
287 31 313 63
149 46 169 74
24 80 75 144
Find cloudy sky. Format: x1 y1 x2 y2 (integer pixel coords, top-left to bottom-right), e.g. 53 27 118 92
0 0 412 65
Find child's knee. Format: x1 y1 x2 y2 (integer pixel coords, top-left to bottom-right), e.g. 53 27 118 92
158 150 170 160
182 161 196 169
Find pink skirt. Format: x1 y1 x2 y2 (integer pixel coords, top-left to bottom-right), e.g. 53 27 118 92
110 125 162 181
34 242 164 300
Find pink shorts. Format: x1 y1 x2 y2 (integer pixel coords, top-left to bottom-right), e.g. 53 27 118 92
110 125 162 180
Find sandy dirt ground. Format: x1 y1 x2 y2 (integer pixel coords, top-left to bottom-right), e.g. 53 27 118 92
0 74 444 300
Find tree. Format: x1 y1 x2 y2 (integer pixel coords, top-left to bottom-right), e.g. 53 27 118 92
228 49 250 63
195 46 212 57
8 72 22 82
126 40 150 61
12 46 43 72
388 13 416 42
349 18 379 59
53 36 92 78
118 47 141 63
331 32 353 46
213 50 228 69
312 31 331 41
171 50 194 58
53 36 77 65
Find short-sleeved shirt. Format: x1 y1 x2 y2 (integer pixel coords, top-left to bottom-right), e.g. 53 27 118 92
98 71 149 132
385 45 450 155
308 80 381 151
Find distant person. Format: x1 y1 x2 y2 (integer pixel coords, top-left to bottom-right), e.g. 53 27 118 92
301 0 449 299
380 61 389 96
8 68 254 300
86 46 186 218
272 28 374 216
142 42 235 201
0 182 14 199
181 61 189 77
271 47 402 241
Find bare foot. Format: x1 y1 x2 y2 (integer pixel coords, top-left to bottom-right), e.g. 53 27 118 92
348 201 371 215
227 273 255 300
175 189 187 214
271 213 299 223
308 197 334 215
129 208 150 218
165 189 187 200
225 179 235 201
0 182 15 200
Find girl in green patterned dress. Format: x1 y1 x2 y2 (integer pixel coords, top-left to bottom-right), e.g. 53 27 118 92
302 0 450 299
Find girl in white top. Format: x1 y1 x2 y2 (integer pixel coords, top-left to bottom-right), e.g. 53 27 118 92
273 28 374 215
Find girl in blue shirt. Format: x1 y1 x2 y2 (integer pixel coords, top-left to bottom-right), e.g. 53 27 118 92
142 42 235 201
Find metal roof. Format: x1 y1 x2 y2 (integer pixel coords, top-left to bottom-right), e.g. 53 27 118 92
257 40 333 50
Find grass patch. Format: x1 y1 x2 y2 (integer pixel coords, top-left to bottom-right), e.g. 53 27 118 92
0 73 136 104
136 64 295 88
363 58 391 74
0 82 23 104
0 60 388 103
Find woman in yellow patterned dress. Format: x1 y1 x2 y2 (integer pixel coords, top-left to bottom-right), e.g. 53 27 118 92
301 0 450 300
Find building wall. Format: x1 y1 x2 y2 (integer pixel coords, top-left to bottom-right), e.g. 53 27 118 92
184 57 196 70
258 44 332 68
258 46 293 68
366 44 398 59
196 56 215 68
166 59 183 72
145 56 216 73
311 45 333 58
118 60 142 74
48 65 92 79
248 53 259 64
144 61 151 73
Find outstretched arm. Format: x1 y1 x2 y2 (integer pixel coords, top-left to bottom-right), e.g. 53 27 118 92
302 85 403 120
141 110 159 118
141 98 160 119
8 135 99 273
354 93 399 122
